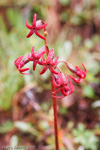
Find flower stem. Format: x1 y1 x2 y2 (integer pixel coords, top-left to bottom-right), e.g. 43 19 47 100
44 27 59 150
51 76 59 150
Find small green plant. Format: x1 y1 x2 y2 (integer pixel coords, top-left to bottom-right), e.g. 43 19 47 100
0 120 13 134
72 123 98 150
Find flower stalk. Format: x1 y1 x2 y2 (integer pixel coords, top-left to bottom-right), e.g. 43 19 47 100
44 27 59 150
14 13 87 150
51 77 59 150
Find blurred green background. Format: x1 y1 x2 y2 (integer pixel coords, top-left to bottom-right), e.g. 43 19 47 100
0 0 100 150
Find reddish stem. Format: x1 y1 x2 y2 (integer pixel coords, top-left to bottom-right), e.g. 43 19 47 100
44 26 59 150
51 77 59 150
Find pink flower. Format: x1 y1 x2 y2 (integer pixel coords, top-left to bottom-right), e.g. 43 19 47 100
26 13 47 40
52 72 74 98
28 46 47 70
69 63 87 83
14 56 30 75
39 49 59 75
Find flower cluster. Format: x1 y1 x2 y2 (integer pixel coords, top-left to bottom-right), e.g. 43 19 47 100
14 13 87 99
52 72 74 99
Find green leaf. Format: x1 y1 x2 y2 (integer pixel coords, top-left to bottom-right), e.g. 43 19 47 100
83 85 95 98
0 120 13 133
59 0 70 6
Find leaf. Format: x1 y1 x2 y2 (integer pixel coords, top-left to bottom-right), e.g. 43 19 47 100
59 0 70 6
14 121 31 132
10 135 19 147
0 120 13 133
83 85 95 98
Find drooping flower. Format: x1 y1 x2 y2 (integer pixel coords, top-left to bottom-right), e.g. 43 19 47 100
25 13 47 40
28 46 47 70
14 56 30 75
52 72 74 98
39 49 59 75
68 63 87 83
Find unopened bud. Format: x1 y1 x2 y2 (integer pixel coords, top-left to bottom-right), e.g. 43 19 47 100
38 46 46 54
44 31 48 37
36 20 42 27
66 62 77 73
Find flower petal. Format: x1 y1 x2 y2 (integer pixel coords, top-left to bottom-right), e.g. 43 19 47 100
69 80 74 93
33 62 37 71
52 56 59 66
14 56 23 66
58 72 64 85
61 89 67 96
20 72 30 75
52 76 60 88
31 46 36 59
25 21 32 30
36 46 47 59
28 54 33 61
46 49 55 64
32 13 36 27
36 23 48 30
40 56 46 65
26 30 34 38
49 68 58 74
52 88 61 94
63 73 68 84
69 75 82 83
19 68 29 72
36 51 46 59
40 66 48 74
52 95 65 99
81 63 87 73
35 30 46 40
